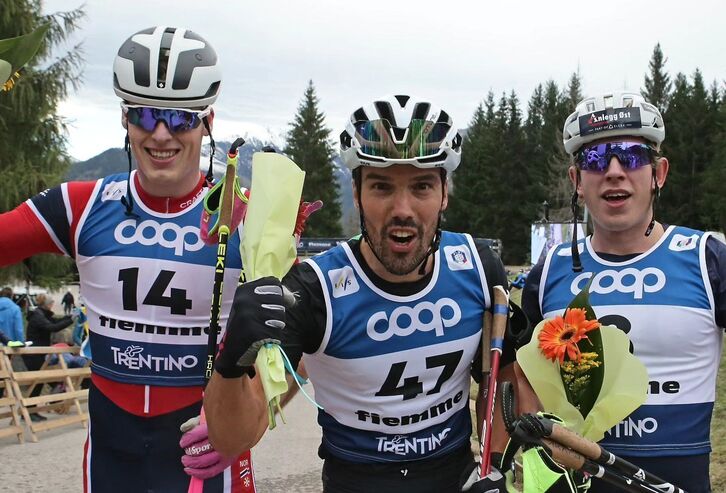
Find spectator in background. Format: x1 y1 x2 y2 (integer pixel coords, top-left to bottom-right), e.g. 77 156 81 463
0 287 25 345
61 290 74 315
24 293 74 421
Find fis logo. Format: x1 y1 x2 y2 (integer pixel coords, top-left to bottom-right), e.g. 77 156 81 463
444 245 473 271
328 266 359 298
367 298 461 341
101 181 127 202
669 233 698 252
571 267 666 300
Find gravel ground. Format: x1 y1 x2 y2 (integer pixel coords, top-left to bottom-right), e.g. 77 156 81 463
0 393 323 492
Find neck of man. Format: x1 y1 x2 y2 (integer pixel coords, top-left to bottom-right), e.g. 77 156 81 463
133 172 206 213
590 220 665 255
359 238 434 284
135 166 203 200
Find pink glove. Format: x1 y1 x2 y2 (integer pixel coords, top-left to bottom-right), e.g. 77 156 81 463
179 416 234 480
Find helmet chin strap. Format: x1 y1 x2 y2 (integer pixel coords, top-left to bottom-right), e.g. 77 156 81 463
645 166 659 237
202 116 215 186
120 133 140 219
569 170 583 272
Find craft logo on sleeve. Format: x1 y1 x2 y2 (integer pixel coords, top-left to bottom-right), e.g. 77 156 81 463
580 107 642 136
444 244 473 271
329 265 360 298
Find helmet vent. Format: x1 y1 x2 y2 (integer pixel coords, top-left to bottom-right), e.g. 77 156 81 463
437 110 450 124
394 95 410 107
157 29 175 87
340 130 352 149
353 108 367 122
374 101 396 126
413 103 430 120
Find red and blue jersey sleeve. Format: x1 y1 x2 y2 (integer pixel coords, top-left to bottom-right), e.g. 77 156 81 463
0 181 97 266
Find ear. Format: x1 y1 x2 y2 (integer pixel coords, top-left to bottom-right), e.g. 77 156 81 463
568 165 582 197
121 110 128 129
654 157 669 188
203 108 215 136
352 178 360 211
441 179 449 211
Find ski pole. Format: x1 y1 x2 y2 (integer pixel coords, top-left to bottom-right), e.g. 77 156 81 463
478 285 509 478
189 137 246 493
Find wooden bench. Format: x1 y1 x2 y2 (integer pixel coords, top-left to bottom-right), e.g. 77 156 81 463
1 346 91 442
0 352 24 443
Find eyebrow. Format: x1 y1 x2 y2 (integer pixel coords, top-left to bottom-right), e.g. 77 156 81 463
364 171 440 182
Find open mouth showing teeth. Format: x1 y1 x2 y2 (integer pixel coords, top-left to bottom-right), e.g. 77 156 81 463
603 193 630 202
390 231 414 243
146 148 179 160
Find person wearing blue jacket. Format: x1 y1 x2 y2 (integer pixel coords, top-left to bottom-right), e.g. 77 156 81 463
0 287 24 344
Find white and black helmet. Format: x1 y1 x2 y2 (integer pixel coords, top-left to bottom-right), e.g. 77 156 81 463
563 91 665 155
113 26 221 108
340 95 462 173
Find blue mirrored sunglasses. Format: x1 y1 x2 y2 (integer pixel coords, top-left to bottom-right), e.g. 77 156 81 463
575 141 655 172
122 104 211 133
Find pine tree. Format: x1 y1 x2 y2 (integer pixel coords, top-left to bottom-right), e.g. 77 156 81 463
700 84 726 231
284 80 342 236
642 43 672 112
566 70 583 109
446 103 486 233
0 0 85 287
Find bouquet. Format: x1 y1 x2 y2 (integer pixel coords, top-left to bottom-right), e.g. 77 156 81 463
517 283 648 442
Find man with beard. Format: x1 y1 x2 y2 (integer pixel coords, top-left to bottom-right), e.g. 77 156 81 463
203 95 514 492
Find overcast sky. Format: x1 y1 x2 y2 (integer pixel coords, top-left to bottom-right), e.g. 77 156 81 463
44 0 724 160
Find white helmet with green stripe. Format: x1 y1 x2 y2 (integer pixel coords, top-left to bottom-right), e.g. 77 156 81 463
339 94 462 173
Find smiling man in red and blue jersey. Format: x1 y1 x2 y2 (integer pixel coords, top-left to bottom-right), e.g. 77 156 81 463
0 26 256 493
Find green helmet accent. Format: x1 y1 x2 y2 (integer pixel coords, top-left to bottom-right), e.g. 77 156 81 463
0 23 50 91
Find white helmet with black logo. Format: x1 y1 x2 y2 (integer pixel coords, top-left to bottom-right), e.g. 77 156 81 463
340 94 462 173
113 26 221 108
562 91 665 155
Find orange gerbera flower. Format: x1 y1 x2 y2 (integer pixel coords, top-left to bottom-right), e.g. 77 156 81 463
538 308 600 364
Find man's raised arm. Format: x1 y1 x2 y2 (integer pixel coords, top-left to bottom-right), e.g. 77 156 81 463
204 276 290 456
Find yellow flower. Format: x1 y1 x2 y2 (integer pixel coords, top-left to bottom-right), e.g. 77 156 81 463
538 308 600 364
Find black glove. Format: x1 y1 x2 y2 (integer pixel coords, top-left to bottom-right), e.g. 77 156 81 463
214 276 287 379
460 460 508 492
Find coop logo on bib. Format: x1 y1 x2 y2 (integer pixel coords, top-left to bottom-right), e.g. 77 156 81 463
366 298 461 341
114 219 204 256
571 267 666 299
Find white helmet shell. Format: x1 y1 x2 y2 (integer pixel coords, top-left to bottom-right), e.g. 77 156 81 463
340 94 462 173
113 26 221 108
563 91 665 154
